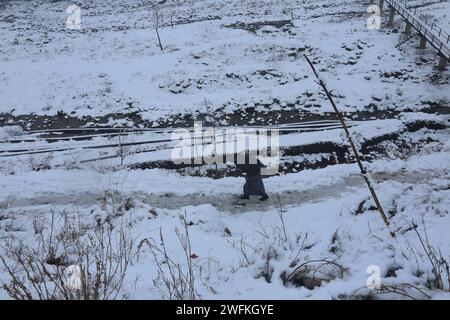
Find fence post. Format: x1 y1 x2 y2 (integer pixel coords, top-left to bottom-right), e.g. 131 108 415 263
405 21 411 35
419 35 427 49
388 6 395 26
438 54 448 70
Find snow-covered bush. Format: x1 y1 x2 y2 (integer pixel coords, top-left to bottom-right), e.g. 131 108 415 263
0 160 16 176
27 153 53 172
0 126 23 140
0 210 134 300
137 213 199 300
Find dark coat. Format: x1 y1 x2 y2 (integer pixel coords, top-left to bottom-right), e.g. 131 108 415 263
243 175 266 196
236 160 267 196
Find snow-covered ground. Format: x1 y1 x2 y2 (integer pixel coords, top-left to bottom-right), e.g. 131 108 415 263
1 0 449 123
0 0 449 300
1 129 450 299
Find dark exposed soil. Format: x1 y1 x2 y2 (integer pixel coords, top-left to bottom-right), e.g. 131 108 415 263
129 118 448 178
3 104 447 133
225 20 293 33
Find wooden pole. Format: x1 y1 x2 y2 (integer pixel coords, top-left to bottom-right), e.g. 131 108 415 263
303 54 394 237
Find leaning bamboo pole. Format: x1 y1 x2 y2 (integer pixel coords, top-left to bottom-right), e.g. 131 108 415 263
303 54 395 238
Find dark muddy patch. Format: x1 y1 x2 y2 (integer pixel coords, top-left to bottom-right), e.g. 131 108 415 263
0 108 396 133
310 10 366 20
283 142 348 163
131 154 341 179
405 120 447 132
0 111 152 132
1 102 448 139
172 15 222 27
225 20 293 33
0 1 9 11
361 120 448 158
169 106 404 129
360 132 400 154
129 118 448 178
430 72 450 85
410 0 449 9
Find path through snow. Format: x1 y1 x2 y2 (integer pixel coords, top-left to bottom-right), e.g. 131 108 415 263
3 170 439 214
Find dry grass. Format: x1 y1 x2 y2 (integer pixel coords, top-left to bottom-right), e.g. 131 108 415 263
0 209 134 300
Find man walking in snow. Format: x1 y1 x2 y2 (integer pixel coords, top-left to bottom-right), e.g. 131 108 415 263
237 159 269 201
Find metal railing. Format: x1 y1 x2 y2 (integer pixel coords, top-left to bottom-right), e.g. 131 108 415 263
385 0 450 59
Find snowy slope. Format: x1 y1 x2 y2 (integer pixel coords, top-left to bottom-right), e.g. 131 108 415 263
0 0 449 123
0 0 449 300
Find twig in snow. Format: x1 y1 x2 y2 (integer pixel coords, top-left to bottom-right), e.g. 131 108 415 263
273 194 288 242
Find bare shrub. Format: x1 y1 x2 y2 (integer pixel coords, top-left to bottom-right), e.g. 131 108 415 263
409 218 450 291
372 283 431 300
0 160 16 176
138 213 199 300
169 9 175 28
114 132 138 167
92 170 136 223
97 177 135 223
0 198 16 231
60 150 83 170
233 219 344 288
282 259 347 290
28 153 52 171
273 194 288 242
0 209 134 300
339 282 432 300
236 234 256 268
152 5 164 51
230 221 283 282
